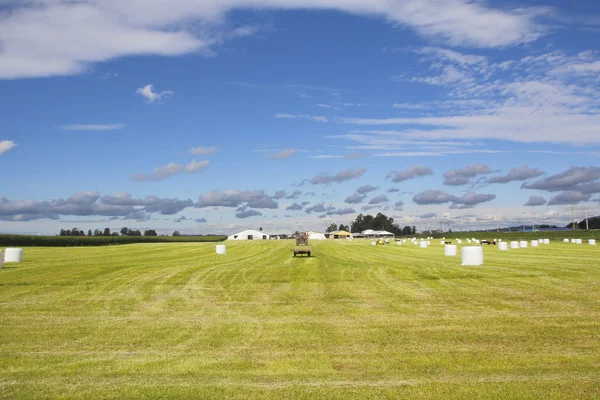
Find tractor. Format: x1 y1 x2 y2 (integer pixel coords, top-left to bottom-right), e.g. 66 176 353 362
293 232 311 257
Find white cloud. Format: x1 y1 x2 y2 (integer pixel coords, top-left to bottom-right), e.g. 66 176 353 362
266 149 297 160
274 113 328 122
60 124 125 131
0 140 17 155
340 49 600 145
0 0 547 79
416 47 487 65
131 159 209 181
136 84 173 103
189 146 218 155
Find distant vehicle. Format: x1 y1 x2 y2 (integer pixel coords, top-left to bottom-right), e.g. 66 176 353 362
293 232 311 257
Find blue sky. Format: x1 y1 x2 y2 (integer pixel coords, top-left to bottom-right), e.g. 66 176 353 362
1 0 599 235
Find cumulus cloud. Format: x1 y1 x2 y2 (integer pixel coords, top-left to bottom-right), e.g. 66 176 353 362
451 192 496 208
273 190 287 200
195 218 208 223
235 206 263 218
443 164 493 186
394 201 404 211
196 190 278 209
524 196 547 206
356 185 377 194
547 191 591 205
413 190 457 205
267 149 297 160
522 166 600 192
323 207 356 216
387 165 433 182
0 140 17 155
189 146 218 155
345 193 367 204
131 159 209 181
488 165 544 184
136 84 173 103
286 190 303 199
102 193 194 215
419 212 437 219
310 168 366 185
305 203 332 214
286 202 304 211
0 191 197 221
368 195 389 205
412 190 495 208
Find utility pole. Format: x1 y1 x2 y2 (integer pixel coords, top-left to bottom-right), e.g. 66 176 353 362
520 212 525 232
585 208 589 230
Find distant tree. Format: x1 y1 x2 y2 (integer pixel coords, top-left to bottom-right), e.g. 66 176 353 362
103 227 111 236
172 231 181 236
87 229 92 236
111 232 119 236
144 229 158 236
578 216 600 230
412 226 416 235
338 224 349 232
59 229 66 236
259 227 263 232
129 230 142 236
93 228 102 236
120 227 129 236
326 223 338 233
402 226 412 235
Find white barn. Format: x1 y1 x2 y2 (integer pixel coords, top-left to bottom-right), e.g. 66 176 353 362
227 229 270 240
362 229 395 239
307 231 326 240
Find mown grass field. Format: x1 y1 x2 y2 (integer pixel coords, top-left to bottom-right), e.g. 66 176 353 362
0 239 599 399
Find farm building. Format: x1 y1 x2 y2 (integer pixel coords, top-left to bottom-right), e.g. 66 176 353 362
361 229 395 239
227 229 269 240
325 230 353 239
307 231 326 240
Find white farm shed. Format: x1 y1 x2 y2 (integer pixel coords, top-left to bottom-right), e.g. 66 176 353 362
362 229 395 238
307 231 326 240
227 229 270 240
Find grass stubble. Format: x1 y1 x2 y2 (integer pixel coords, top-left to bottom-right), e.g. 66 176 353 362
0 238 598 398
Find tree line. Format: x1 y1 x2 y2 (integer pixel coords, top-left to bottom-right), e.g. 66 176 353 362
59 227 158 237
326 213 416 236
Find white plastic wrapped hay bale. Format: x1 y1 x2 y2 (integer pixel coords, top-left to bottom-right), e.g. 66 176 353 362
564 238 569 243
444 244 457 256
420 241 428 248
571 239 576 243
510 241 519 249
397 241 402 246
519 241 528 248
531 240 539 247
498 242 508 251
457 239 462 245
575 239 582 244
461 246 483 266
589 239 596 246
216 245 226 255
543 239 550 245
4 248 23 263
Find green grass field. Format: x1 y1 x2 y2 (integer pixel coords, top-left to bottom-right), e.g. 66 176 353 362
1 240 599 399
